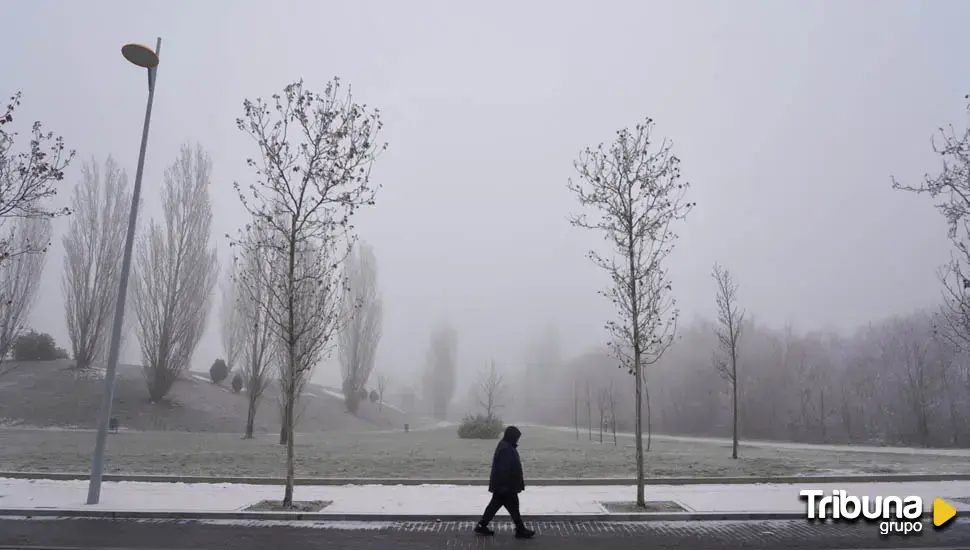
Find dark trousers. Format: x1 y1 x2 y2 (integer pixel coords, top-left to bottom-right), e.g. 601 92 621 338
480 492 525 530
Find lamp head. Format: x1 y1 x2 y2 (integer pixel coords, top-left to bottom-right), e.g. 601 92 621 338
121 43 159 68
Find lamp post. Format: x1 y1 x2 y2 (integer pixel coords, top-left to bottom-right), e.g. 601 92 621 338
86 38 161 505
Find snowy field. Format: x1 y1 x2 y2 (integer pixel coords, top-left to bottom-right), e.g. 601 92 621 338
1 425 968 479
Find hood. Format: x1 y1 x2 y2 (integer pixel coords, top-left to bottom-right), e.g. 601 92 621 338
502 425 522 445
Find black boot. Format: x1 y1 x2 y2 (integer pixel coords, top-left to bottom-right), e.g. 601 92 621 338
474 522 495 536
514 527 536 539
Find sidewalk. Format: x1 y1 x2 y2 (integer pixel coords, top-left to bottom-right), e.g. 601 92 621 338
3 478 970 520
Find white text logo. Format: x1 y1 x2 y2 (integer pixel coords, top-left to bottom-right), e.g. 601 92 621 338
799 489 923 536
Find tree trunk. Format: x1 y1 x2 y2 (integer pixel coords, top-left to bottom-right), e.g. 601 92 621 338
244 397 257 439
283 390 295 507
634 356 645 507
731 376 738 459
600 413 603 443
644 378 652 452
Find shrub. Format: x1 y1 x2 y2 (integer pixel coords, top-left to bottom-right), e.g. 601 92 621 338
12 330 68 361
210 359 229 383
369 389 378 403
457 414 504 440
231 371 243 393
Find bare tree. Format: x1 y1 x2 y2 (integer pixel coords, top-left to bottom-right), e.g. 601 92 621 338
597 386 608 443
376 373 389 412
132 144 219 403
338 242 382 414
423 322 458 420
477 359 507 420
234 223 276 439
0 218 50 377
568 117 694 507
62 157 131 370
219 261 245 374
608 382 617 446
234 78 385 507
585 380 592 441
0 91 74 263
712 263 744 459
573 378 579 440
893 94 970 350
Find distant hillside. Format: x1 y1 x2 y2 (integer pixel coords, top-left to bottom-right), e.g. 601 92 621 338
0 360 424 433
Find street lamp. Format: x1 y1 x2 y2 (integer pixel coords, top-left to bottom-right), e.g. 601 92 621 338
86 38 162 505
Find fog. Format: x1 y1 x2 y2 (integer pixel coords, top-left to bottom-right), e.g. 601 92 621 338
3 1 969 441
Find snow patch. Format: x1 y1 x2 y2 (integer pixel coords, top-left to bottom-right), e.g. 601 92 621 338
154 518 393 529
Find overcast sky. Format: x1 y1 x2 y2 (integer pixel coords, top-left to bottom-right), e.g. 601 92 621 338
2 0 967 388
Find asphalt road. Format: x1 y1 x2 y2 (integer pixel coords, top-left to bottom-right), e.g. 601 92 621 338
2 518 970 550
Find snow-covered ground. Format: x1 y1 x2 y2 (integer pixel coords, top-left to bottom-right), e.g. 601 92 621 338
1 478 969 516
524 424 970 457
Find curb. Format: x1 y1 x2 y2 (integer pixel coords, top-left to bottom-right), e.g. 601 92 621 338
2 508 969 522
4 472 970 486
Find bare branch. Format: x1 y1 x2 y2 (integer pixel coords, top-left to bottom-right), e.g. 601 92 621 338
0 91 74 264
893 94 970 349
477 359 507 420
711 262 744 383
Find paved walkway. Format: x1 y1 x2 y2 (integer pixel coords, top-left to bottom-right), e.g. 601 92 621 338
3 517 970 550
3 478 970 516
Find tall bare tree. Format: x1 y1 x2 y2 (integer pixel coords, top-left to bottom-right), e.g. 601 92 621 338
338 242 382 414
423 322 458 420
568 117 694 507
573 378 579 440
132 144 219 403
0 91 74 263
893 94 970 350
62 157 131 370
234 223 277 439
234 78 385 507
712 262 744 459
0 218 50 377
376 373 389 412
585 380 592 441
608 382 617 446
219 260 245 373
597 386 608 443
477 359 507 420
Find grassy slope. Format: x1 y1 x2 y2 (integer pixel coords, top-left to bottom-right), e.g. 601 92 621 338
0 360 418 433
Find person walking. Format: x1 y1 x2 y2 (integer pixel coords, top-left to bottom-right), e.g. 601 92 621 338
474 425 536 538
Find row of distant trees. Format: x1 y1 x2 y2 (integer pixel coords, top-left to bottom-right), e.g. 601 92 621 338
520 93 970 510
0 89 222 399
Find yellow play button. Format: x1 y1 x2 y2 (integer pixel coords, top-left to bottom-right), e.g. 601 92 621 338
933 498 957 527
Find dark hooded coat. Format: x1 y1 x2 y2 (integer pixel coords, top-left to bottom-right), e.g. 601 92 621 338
488 425 525 494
